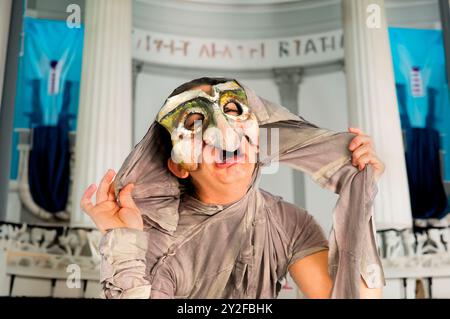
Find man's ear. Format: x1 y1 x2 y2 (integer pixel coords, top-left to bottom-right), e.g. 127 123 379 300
167 158 190 179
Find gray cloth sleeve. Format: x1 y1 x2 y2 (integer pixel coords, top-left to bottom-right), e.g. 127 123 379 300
99 228 152 299
288 211 329 268
272 199 329 269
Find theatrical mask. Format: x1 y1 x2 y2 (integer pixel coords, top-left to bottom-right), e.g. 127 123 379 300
156 80 259 168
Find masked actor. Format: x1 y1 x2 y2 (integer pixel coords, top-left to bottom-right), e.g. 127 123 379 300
81 77 386 299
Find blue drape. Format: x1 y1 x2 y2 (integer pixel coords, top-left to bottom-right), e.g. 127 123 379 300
11 18 83 180
28 122 70 213
390 28 450 219
389 28 450 181
404 128 448 219
397 84 448 219
11 18 83 215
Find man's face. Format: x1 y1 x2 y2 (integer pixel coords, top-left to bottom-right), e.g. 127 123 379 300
157 80 259 187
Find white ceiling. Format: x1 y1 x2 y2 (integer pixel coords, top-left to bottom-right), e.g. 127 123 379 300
134 0 441 39
26 0 442 38
134 0 343 39
181 0 307 5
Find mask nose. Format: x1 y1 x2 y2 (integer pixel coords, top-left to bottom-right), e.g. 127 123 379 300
203 110 242 151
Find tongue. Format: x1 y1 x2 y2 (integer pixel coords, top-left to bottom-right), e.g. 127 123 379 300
215 155 239 168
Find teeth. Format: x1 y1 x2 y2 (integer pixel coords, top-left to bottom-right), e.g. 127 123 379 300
221 148 240 160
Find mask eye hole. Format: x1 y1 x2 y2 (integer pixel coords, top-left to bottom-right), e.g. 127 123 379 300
223 101 243 116
184 112 205 130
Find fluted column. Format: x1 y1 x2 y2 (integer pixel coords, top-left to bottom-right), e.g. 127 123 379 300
274 67 306 208
342 0 412 230
71 0 133 227
0 0 12 110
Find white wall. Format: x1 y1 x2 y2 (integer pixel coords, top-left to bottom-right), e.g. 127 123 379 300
241 78 295 205
134 73 192 143
298 71 349 234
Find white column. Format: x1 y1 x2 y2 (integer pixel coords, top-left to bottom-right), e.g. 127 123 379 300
274 67 306 208
71 0 133 227
342 0 412 230
0 0 12 111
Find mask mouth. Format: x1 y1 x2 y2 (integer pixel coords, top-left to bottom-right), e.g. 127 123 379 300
222 148 241 162
216 134 256 163
212 144 244 164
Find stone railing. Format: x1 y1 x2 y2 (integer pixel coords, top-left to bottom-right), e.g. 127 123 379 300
0 221 101 297
377 226 450 298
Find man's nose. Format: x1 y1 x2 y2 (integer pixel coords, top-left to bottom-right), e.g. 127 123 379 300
203 110 242 151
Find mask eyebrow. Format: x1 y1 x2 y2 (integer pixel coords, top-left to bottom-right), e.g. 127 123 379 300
213 80 242 92
157 89 215 121
158 97 211 131
219 89 248 105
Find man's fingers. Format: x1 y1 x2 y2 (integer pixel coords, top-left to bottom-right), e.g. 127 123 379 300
81 184 97 214
96 169 116 204
118 184 138 210
352 148 385 174
351 144 372 165
356 154 371 170
349 134 372 151
107 179 116 201
369 155 385 172
348 128 385 179
348 127 364 135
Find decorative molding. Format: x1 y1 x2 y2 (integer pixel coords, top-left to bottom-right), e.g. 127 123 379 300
379 227 449 255
133 0 342 39
135 0 340 14
385 0 438 9
378 227 450 279
134 59 344 83
132 28 344 70
0 221 101 281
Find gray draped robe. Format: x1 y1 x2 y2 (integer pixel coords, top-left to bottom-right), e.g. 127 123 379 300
98 82 385 299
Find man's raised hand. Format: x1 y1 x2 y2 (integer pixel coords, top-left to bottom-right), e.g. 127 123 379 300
80 169 143 234
348 127 385 182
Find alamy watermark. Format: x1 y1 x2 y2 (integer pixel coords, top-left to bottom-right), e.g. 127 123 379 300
66 263 81 289
366 4 381 29
66 4 81 29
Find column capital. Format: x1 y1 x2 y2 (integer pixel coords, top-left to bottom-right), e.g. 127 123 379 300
132 60 144 77
273 67 304 88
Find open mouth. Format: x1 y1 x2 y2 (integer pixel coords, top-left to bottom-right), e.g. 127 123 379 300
214 146 244 168
222 148 241 162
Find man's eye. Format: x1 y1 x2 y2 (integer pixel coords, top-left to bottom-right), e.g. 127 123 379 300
184 113 204 130
223 102 242 116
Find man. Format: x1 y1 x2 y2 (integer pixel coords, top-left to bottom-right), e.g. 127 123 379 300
81 78 385 299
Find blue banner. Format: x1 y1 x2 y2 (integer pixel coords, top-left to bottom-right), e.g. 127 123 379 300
10 17 84 179
389 27 450 182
